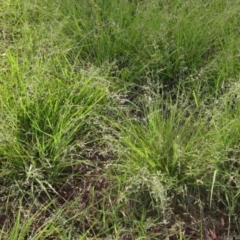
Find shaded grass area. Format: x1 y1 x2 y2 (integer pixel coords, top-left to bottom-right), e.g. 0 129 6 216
1 0 240 239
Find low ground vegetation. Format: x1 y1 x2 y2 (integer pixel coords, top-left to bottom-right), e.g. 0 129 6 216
1 0 240 239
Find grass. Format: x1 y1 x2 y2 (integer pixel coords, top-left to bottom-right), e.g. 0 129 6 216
1 0 240 239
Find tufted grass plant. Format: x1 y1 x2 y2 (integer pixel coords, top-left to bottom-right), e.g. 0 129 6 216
1 55 108 194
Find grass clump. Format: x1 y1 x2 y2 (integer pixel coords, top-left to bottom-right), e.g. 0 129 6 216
1 0 240 239
59 0 240 91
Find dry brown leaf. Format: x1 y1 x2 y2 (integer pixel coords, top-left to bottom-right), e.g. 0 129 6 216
221 217 225 227
209 229 217 239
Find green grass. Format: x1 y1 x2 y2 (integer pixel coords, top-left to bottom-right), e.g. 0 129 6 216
1 0 240 239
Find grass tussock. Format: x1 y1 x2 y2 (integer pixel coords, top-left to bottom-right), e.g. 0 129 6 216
1 0 240 239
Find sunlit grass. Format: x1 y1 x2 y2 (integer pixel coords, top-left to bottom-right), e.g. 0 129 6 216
1 0 240 239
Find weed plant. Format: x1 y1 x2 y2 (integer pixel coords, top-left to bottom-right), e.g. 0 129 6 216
1 0 240 239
